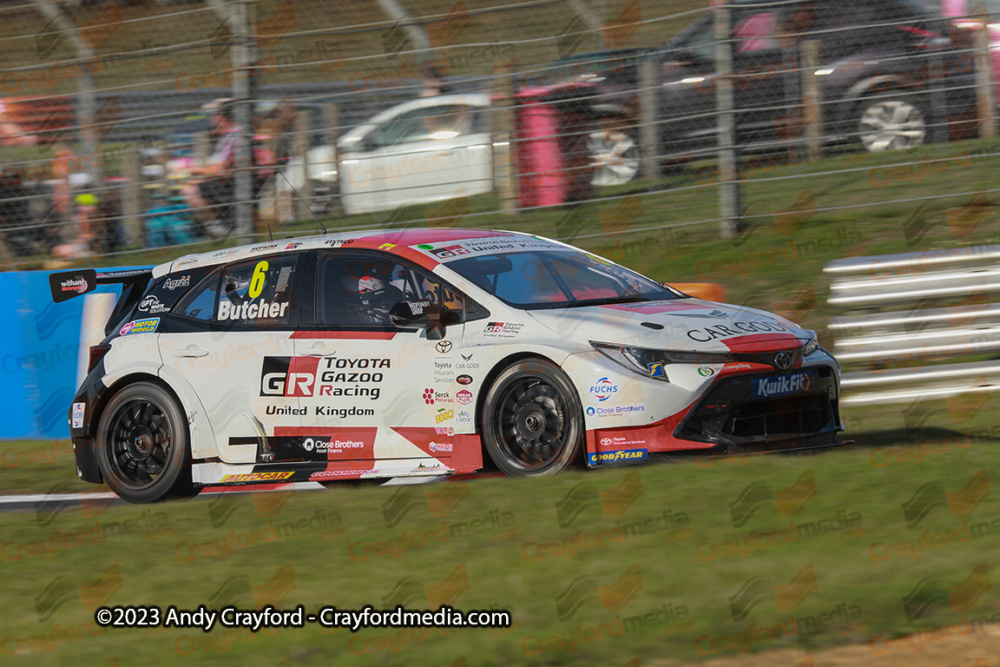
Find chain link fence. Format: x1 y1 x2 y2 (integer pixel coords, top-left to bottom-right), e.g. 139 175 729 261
0 0 997 273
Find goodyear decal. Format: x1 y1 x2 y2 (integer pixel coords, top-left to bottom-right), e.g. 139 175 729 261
220 471 294 482
588 449 649 465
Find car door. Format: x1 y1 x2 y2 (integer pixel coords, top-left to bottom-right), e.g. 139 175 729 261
158 252 303 466
292 248 475 477
338 102 491 215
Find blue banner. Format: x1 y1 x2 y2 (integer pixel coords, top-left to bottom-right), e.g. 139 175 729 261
1 270 130 440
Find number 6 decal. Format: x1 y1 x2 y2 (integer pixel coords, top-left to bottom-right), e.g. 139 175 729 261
249 261 268 298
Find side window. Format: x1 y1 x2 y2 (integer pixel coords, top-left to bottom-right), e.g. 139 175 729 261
216 254 298 327
173 270 220 321
316 251 467 327
675 16 716 62
370 105 468 148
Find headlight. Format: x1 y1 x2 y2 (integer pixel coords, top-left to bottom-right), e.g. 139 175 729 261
802 332 819 357
591 342 733 381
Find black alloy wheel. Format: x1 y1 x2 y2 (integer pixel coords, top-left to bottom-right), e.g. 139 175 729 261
96 382 194 503
482 359 583 476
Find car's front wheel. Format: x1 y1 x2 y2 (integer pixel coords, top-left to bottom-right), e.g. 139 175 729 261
857 97 927 152
482 359 583 477
96 382 194 503
589 129 640 186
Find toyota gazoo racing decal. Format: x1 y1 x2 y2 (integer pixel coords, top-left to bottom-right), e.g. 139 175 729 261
260 356 389 402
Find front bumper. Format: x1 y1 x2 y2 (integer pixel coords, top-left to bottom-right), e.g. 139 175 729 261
584 362 843 466
675 366 840 447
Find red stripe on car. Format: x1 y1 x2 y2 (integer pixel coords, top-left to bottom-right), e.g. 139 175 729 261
290 331 398 340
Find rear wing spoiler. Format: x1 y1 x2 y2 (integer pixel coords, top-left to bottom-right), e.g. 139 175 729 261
48 268 153 303
49 268 154 337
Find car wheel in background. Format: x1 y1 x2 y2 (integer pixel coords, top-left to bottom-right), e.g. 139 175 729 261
96 382 194 503
482 359 583 477
857 97 927 152
589 129 640 186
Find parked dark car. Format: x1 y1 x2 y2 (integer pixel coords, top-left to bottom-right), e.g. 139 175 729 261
548 0 980 184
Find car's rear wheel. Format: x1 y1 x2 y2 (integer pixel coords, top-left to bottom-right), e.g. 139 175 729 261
482 359 583 477
96 382 194 503
857 97 927 152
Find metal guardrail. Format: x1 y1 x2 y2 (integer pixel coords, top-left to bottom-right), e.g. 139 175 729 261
824 244 1000 405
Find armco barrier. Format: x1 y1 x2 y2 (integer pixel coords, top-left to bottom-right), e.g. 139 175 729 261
1 270 125 439
824 244 1000 405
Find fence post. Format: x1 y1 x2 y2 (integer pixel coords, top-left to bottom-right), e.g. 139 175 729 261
122 147 143 247
293 111 313 221
928 47 947 144
781 35 801 164
713 1 739 238
638 59 660 180
322 102 340 215
493 68 517 215
800 40 823 161
973 19 997 138
231 0 255 239
322 102 339 155
194 131 211 166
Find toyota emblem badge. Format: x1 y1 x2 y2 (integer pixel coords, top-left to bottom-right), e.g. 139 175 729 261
774 352 792 370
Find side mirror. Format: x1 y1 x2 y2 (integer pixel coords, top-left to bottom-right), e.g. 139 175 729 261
389 301 460 341
390 300 433 328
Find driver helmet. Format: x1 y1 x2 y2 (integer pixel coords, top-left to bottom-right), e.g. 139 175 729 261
342 274 386 294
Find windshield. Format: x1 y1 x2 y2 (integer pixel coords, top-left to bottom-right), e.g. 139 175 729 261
447 250 683 310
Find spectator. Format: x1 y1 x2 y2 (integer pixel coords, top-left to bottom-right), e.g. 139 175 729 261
90 189 122 255
50 142 76 219
182 99 241 237
181 98 274 238
146 189 196 247
0 98 36 147
52 191 100 260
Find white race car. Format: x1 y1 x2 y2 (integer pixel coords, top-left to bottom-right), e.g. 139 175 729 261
52 229 843 503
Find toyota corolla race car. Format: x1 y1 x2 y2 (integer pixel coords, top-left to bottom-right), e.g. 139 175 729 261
51 229 843 503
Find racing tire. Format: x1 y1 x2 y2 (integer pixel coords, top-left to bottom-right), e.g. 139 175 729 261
96 382 194 504
482 359 584 477
856 95 927 152
588 128 640 186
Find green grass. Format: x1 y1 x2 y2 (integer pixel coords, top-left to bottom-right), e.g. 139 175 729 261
1 404 998 665
0 439 92 496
